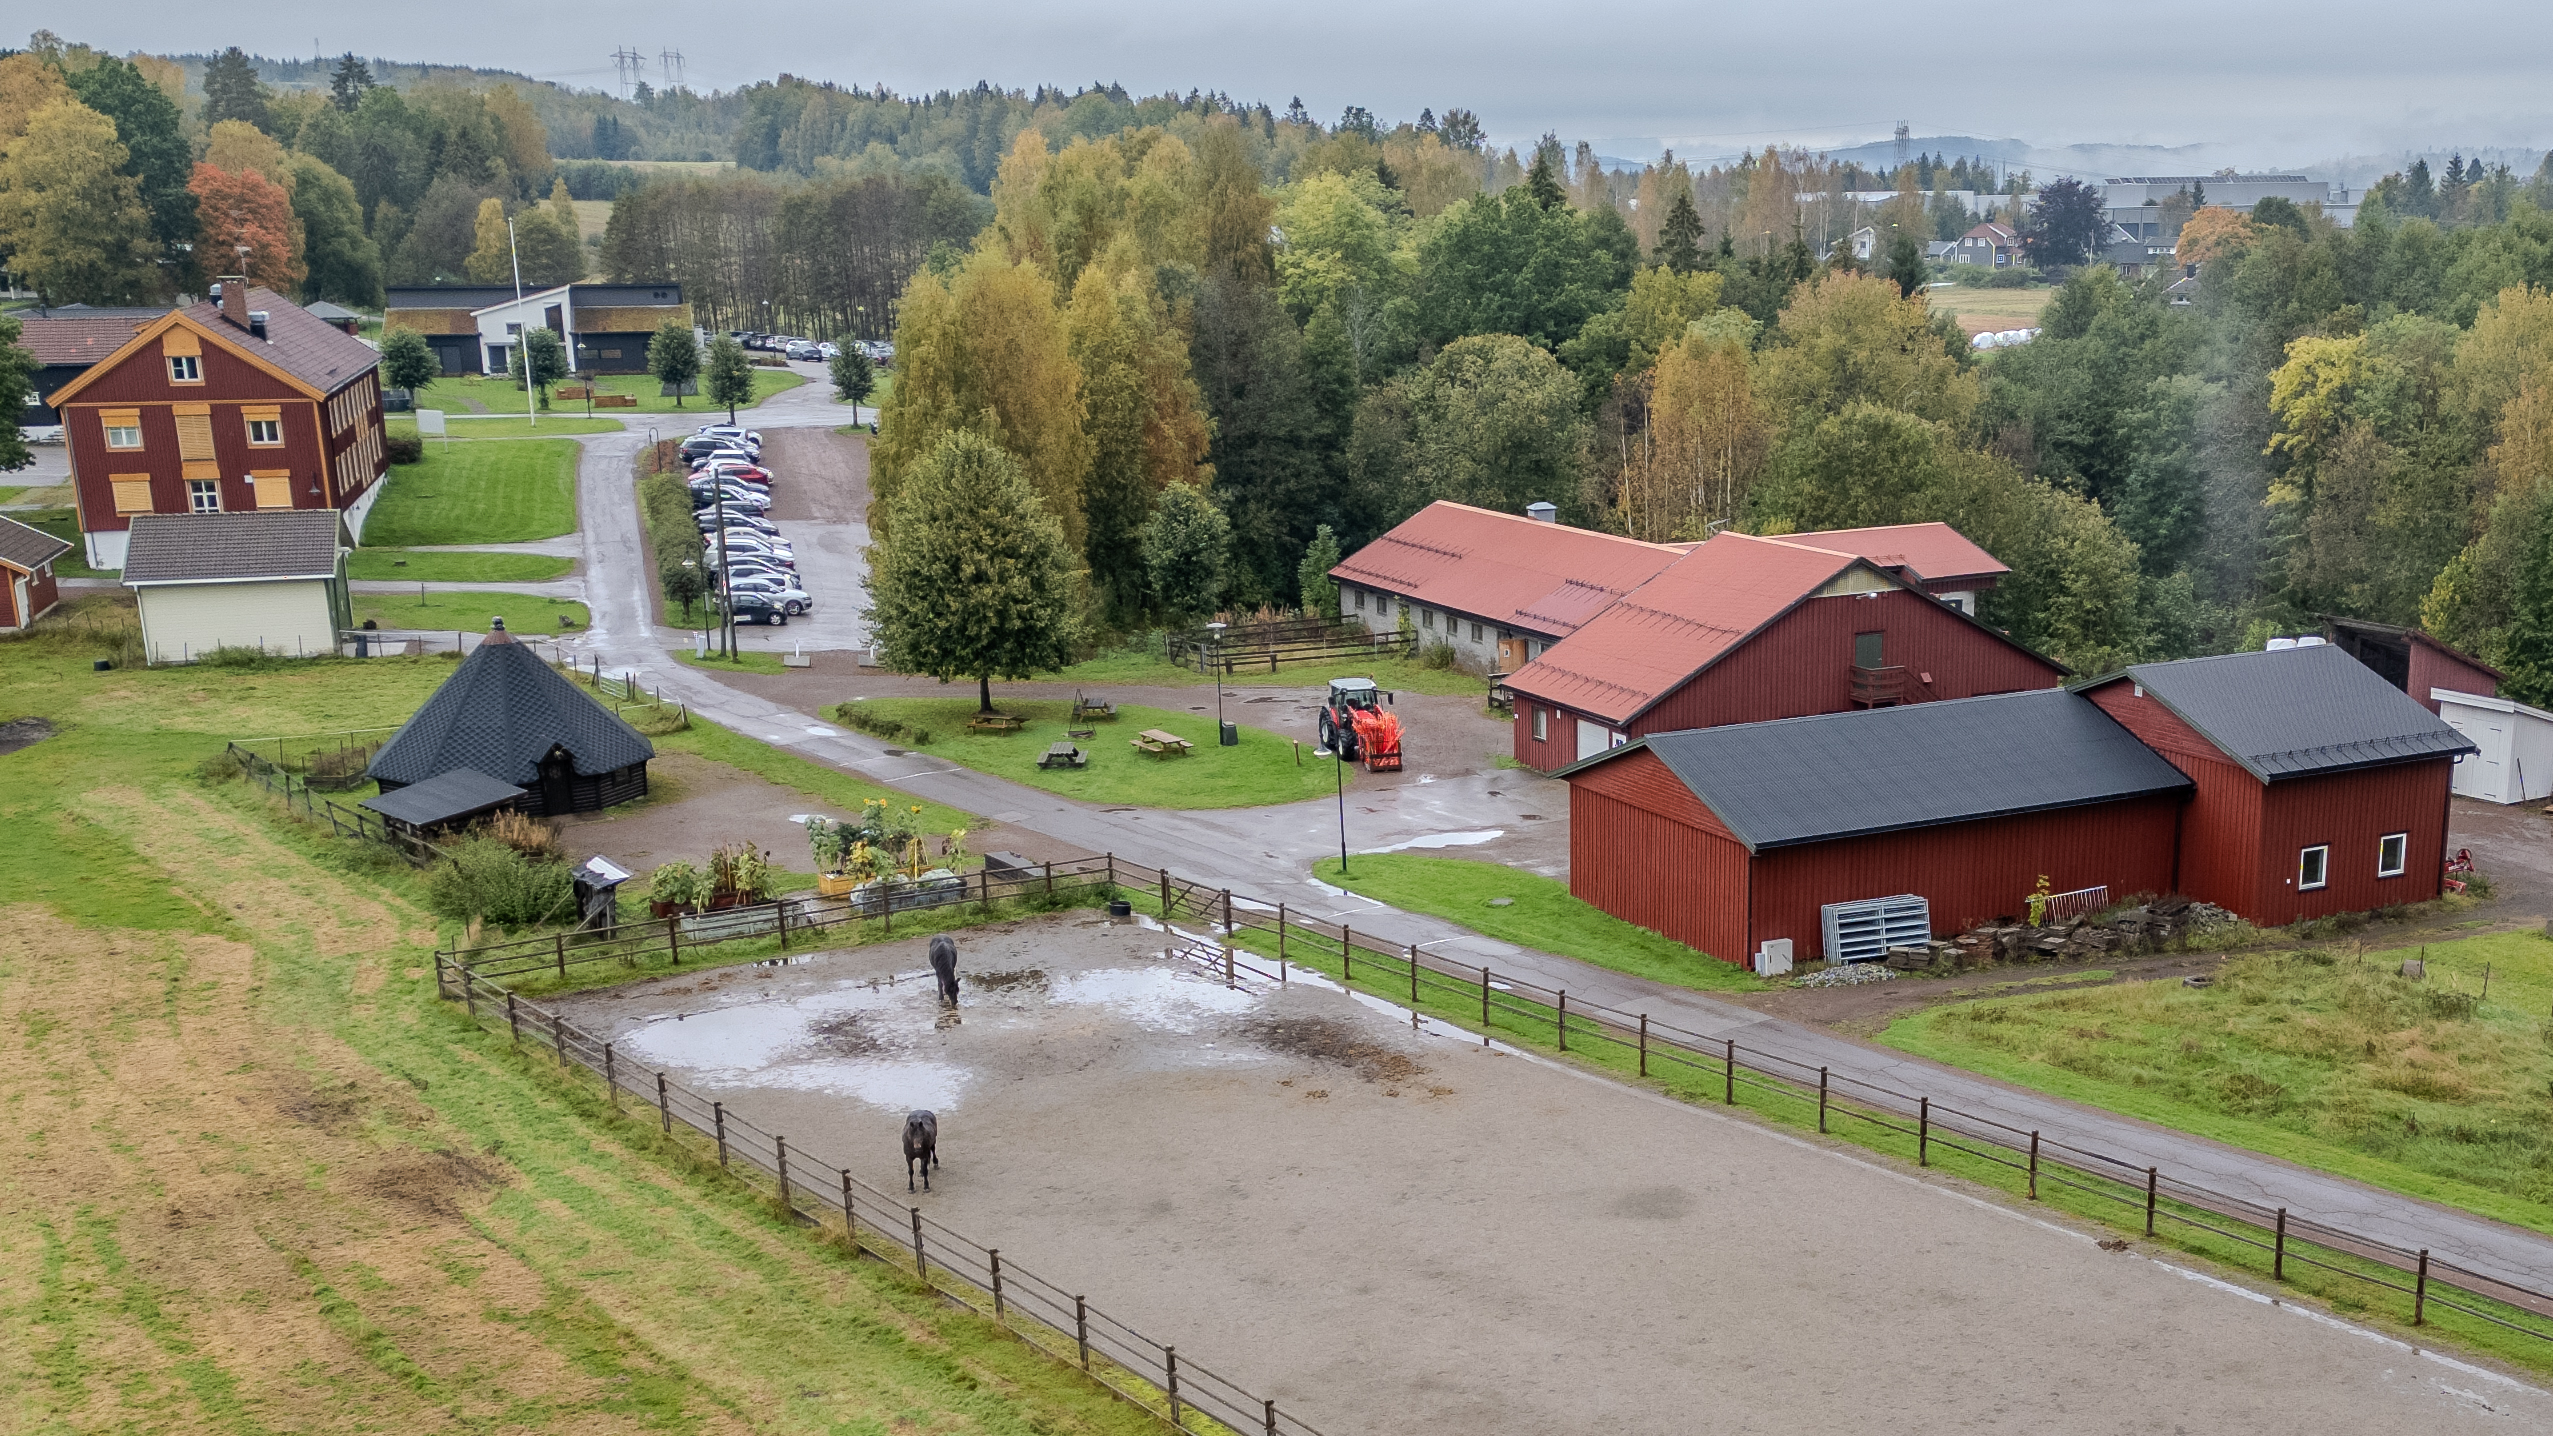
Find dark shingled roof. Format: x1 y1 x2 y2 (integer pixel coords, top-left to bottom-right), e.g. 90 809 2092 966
358 767 523 828
121 510 347 585
1565 689 2193 852
177 286 380 395
0 514 71 574
2106 644 2479 780
369 633 655 789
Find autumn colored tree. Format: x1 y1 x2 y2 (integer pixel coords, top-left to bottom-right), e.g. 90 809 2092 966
0 101 158 303
189 161 306 293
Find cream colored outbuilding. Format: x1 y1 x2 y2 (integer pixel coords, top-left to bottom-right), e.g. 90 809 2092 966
135 577 341 664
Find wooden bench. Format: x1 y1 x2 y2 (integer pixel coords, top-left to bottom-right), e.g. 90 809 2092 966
1130 728 1193 757
1038 742 1087 770
968 713 1027 735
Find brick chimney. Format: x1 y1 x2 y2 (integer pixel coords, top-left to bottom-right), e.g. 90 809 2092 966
220 274 250 330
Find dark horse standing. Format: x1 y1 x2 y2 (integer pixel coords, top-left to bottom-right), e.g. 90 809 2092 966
904 1110 939 1191
928 934 960 1005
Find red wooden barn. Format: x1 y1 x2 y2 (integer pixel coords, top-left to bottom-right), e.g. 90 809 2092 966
1507 530 2064 770
1563 689 2194 965
2081 646 2476 925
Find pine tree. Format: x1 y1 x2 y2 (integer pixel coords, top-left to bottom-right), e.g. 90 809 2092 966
1656 189 1704 272
200 47 270 133
865 430 1083 712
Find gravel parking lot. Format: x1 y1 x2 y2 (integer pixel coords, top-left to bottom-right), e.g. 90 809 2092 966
557 912 2550 1436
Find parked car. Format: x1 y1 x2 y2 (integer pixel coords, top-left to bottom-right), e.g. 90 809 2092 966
718 592 791 626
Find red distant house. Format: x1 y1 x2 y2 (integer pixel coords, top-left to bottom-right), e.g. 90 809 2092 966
2081 645 2476 925
1506 530 2062 769
0 515 70 631
1563 689 2193 965
2316 617 2502 714
1328 501 1686 675
47 282 387 571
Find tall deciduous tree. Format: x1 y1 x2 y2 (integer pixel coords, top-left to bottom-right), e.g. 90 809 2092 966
189 161 305 292
704 333 756 422
200 47 271 133
0 101 158 303
865 430 1083 712
1140 480 1230 626
650 319 702 405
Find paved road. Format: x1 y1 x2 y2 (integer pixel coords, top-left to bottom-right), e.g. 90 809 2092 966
548 374 2553 1310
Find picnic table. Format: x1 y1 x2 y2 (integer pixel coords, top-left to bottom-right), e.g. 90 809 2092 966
1130 728 1194 758
968 713 1027 735
1071 690 1117 723
1039 742 1087 770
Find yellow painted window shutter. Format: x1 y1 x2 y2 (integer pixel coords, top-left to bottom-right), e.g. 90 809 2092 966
111 476 154 514
174 408 215 461
162 327 201 357
251 470 295 509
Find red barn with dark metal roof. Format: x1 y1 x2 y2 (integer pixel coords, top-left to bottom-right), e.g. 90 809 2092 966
2081 646 2476 924
1506 531 2064 769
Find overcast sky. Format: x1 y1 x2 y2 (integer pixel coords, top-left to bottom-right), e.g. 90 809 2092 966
51 2 2553 168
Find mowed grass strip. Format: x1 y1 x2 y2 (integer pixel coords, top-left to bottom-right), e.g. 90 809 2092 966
847 696 1344 808
348 549 574 582
1311 853 1767 992
1884 935 2553 1235
349 591 589 634
362 438 581 546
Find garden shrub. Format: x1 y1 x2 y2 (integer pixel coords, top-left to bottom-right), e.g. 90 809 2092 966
426 837 574 926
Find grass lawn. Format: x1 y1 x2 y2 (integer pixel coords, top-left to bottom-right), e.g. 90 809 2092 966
0 598 1156 1434
17 507 111 576
1884 934 2553 1235
350 590 589 633
847 696 1344 808
389 414 625 438
361 439 580 546
347 548 574 582
1057 638 1488 698
1310 853 1767 993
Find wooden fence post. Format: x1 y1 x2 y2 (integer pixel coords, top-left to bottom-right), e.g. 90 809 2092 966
910 1207 927 1279
841 1170 859 1255
2027 1132 2040 1200
2145 1167 2158 1235
507 991 520 1043
2273 1208 2287 1281
658 1073 671 1134
990 1248 1005 1319
713 1102 728 1166
2415 1250 2430 1325
1166 1347 1182 1431
1818 1067 1829 1133
1076 1296 1090 1369
1918 1097 1930 1166
1638 1014 1648 1077
604 1044 618 1109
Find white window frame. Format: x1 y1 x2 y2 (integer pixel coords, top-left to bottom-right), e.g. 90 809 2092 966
2376 832 2408 879
105 423 142 450
1532 707 1547 742
2298 844 2329 891
187 479 222 513
168 354 201 383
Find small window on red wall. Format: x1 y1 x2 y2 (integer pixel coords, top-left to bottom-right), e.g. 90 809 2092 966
2298 844 2329 891
2377 833 2407 878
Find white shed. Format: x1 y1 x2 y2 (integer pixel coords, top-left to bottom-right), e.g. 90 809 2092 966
2434 688 2553 804
122 510 351 665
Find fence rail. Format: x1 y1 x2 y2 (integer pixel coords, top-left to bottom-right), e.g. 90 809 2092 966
430 856 2553 1425
437 949 1323 1436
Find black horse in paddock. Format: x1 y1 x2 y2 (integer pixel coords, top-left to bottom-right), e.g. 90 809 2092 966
928 934 960 1005
904 1109 939 1192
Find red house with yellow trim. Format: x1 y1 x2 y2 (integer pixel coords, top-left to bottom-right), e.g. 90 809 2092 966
48 282 387 572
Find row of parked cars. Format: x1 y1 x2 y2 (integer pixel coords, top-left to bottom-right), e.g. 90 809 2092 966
680 425 814 626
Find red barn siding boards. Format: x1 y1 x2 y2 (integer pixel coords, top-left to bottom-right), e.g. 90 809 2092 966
1567 750 1750 964
1747 796 2186 960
